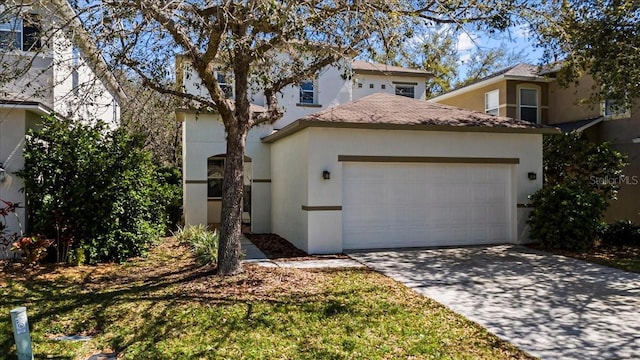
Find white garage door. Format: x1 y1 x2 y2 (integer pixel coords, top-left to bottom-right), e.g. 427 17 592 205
342 162 512 249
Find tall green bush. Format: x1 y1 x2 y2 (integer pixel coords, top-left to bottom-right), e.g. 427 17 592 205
528 133 627 251
18 116 180 263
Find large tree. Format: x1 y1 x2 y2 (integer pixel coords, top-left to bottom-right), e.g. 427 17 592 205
532 0 640 107
43 0 531 275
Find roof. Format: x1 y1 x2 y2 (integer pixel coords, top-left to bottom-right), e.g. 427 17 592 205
0 91 53 114
429 63 549 102
352 60 432 78
263 93 558 143
555 117 603 133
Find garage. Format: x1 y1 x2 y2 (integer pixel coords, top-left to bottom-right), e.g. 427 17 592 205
342 161 513 250
264 93 557 254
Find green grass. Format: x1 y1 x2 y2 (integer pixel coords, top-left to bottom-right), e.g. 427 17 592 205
0 239 533 359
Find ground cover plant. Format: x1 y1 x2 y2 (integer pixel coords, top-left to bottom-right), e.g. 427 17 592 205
0 237 533 359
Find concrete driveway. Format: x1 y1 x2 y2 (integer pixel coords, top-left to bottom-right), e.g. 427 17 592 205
348 246 640 360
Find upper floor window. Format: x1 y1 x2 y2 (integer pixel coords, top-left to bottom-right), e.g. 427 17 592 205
395 85 415 98
0 13 41 51
299 79 315 104
518 87 539 123
216 72 233 98
603 99 629 118
485 90 499 116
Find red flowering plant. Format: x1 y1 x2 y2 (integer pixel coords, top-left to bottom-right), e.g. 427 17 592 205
11 235 53 266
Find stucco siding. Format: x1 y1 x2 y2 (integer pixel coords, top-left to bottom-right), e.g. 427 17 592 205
547 77 600 125
270 130 309 252
181 113 273 232
0 109 27 257
434 81 508 116
592 118 640 223
352 73 427 100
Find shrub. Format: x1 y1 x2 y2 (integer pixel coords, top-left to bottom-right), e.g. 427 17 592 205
174 225 219 265
529 182 607 251
18 116 180 264
600 220 640 246
11 235 53 266
528 133 627 251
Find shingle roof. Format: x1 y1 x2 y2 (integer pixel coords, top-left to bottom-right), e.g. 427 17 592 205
352 60 431 77
263 93 558 142
300 92 550 129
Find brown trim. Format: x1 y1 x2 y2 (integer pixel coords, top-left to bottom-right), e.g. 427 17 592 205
392 81 418 86
261 119 560 143
253 179 272 183
301 205 342 211
296 103 322 108
353 69 431 78
185 180 208 184
517 203 534 208
338 155 520 164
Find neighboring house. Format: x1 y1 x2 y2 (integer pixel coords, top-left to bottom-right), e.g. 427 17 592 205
430 64 640 223
179 60 556 254
0 4 119 256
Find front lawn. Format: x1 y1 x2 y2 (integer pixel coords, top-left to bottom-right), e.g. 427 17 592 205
1 238 532 359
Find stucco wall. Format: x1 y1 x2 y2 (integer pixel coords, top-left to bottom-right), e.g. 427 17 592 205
352 73 427 100
592 118 640 223
273 127 543 253
0 109 27 257
270 130 310 252
433 81 508 116
547 76 600 125
181 113 273 232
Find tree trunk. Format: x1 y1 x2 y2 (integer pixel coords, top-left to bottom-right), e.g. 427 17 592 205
217 127 246 275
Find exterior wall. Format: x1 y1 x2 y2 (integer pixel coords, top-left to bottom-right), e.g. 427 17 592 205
273 127 543 253
592 118 640 223
352 73 427 100
547 76 600 125
0 109 27 257
181 113 272 232
51 37 119 125
434 81 508 116
270 130 310 252
272 64 352 129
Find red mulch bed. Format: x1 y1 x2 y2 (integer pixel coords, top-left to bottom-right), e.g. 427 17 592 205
244 233 348 261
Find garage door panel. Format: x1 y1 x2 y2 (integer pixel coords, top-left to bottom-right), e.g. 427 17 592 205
343 162 511 250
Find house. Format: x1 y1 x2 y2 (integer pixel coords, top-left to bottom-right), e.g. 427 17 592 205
179 60 556 254
0 4 119 256
430 64 640 223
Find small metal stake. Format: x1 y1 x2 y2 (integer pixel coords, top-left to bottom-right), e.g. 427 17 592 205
10 307 34 360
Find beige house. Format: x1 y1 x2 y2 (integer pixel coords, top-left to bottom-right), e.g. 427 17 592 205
180 60 556 254
430 64 640 223
0 4 119 257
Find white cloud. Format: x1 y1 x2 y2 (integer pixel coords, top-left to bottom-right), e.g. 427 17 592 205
513 24 531 39
457 32 478 63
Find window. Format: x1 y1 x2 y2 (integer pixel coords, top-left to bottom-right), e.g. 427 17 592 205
357 83 363 88
207 158 224 198
484 90 499 116
395 85 415 98
604 99 627 117
369 83 374 89
381 84 386 89
299 79 315 104
518 87 539 123
72 47 80 96
216 72 233 98
0 14 41 51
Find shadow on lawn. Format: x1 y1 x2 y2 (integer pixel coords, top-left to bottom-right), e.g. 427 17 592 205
0 252 378 359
